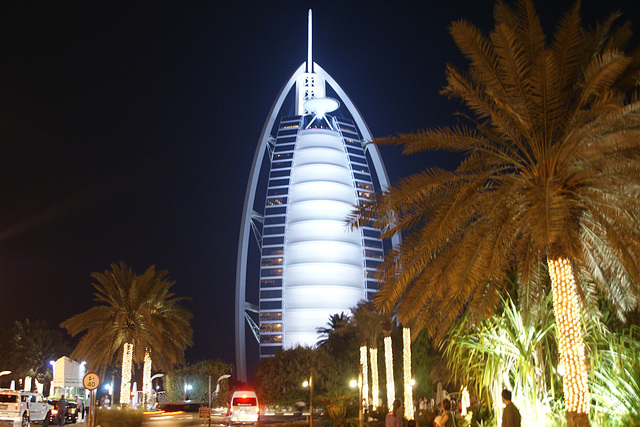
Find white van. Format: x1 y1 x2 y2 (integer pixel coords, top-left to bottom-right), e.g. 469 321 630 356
228 391 259 425
0 389 51 426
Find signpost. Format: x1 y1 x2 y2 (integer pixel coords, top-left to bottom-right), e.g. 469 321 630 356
83 372 100 427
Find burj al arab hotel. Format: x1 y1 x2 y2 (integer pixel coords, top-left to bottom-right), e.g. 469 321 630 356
235 10 396 381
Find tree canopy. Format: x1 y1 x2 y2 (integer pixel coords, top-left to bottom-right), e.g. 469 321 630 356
61 262 193 374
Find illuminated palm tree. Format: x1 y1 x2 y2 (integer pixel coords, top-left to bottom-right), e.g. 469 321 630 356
381 318 395 409
61 262 193 405
350 301 383 409
353 1 640 425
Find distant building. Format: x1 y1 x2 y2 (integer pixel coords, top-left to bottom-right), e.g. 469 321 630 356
235 10 396 381
51 356 85 397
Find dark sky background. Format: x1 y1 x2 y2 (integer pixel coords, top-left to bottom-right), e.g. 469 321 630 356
0 0 638 375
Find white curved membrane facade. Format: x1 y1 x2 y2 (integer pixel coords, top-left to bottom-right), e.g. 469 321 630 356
234 10 398 381
283 128 366 347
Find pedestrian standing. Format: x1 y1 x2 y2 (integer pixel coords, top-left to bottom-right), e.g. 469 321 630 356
56 395 68 426
75 396 84 422
436 399 455 427
501 390 521 427
385 398 403 427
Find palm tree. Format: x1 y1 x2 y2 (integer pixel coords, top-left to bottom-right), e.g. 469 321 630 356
316 312 351 348
381 318 395 409
11 319 70 392
352 1 640 425
61 262 193 405
350 301 383 409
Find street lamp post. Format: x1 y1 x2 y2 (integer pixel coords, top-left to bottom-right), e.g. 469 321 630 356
211 374 231 407
302 368 314 427
350 365 364 427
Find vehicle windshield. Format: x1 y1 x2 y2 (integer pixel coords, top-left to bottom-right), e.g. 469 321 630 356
0 394 18 403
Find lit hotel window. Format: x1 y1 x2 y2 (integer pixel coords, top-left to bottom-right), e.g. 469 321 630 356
260 323 283 333
260 334 283 344
260 312 282 321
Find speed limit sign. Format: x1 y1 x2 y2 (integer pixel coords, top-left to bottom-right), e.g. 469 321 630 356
83 372 100 390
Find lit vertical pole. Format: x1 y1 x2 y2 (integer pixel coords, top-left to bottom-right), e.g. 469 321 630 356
120 343 133 406
548 257 590 418
360 346 369 410
370 348 379 409
142 349 151 407
384 336 395 408
403 328 413 420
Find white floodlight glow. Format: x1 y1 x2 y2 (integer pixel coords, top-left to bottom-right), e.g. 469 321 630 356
282 129 366 348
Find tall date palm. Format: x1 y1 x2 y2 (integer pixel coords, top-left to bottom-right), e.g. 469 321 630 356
353 1 640 425
61 262 193 405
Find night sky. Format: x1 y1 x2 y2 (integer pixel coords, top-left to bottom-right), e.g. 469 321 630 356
1 1 638 373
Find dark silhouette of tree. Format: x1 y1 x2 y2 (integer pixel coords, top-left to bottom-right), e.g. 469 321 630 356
10 319 70 391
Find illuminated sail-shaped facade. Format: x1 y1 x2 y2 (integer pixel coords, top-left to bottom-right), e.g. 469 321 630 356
235 10 395 381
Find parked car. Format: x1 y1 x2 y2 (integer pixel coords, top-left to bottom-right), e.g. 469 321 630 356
228 391 259 426
142 401 204 426
0 389 51 426
47 399 77 424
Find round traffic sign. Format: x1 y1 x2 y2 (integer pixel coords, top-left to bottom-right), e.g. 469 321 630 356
83 372 100 390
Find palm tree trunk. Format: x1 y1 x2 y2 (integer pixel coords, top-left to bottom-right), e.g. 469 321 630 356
142 348 151 407
369 347 379 409
360 345 369 409
402 327 413 420
384 335 395 408
120 342 133 406
547 257 590 427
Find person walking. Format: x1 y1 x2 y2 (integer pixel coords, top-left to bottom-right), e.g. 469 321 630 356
501 389 521 427
56 395 68 426
385 398 403 427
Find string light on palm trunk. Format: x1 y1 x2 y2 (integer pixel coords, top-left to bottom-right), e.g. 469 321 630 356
360 346 369 408
548 257 589 414
142 349 152 405
403 327 413 420
384 336 395 408
369 348 379 410
120 343 133 405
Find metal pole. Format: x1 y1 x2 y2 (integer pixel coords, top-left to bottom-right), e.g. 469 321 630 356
309 368 314 427
90 389 95 427
358 366 363 427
